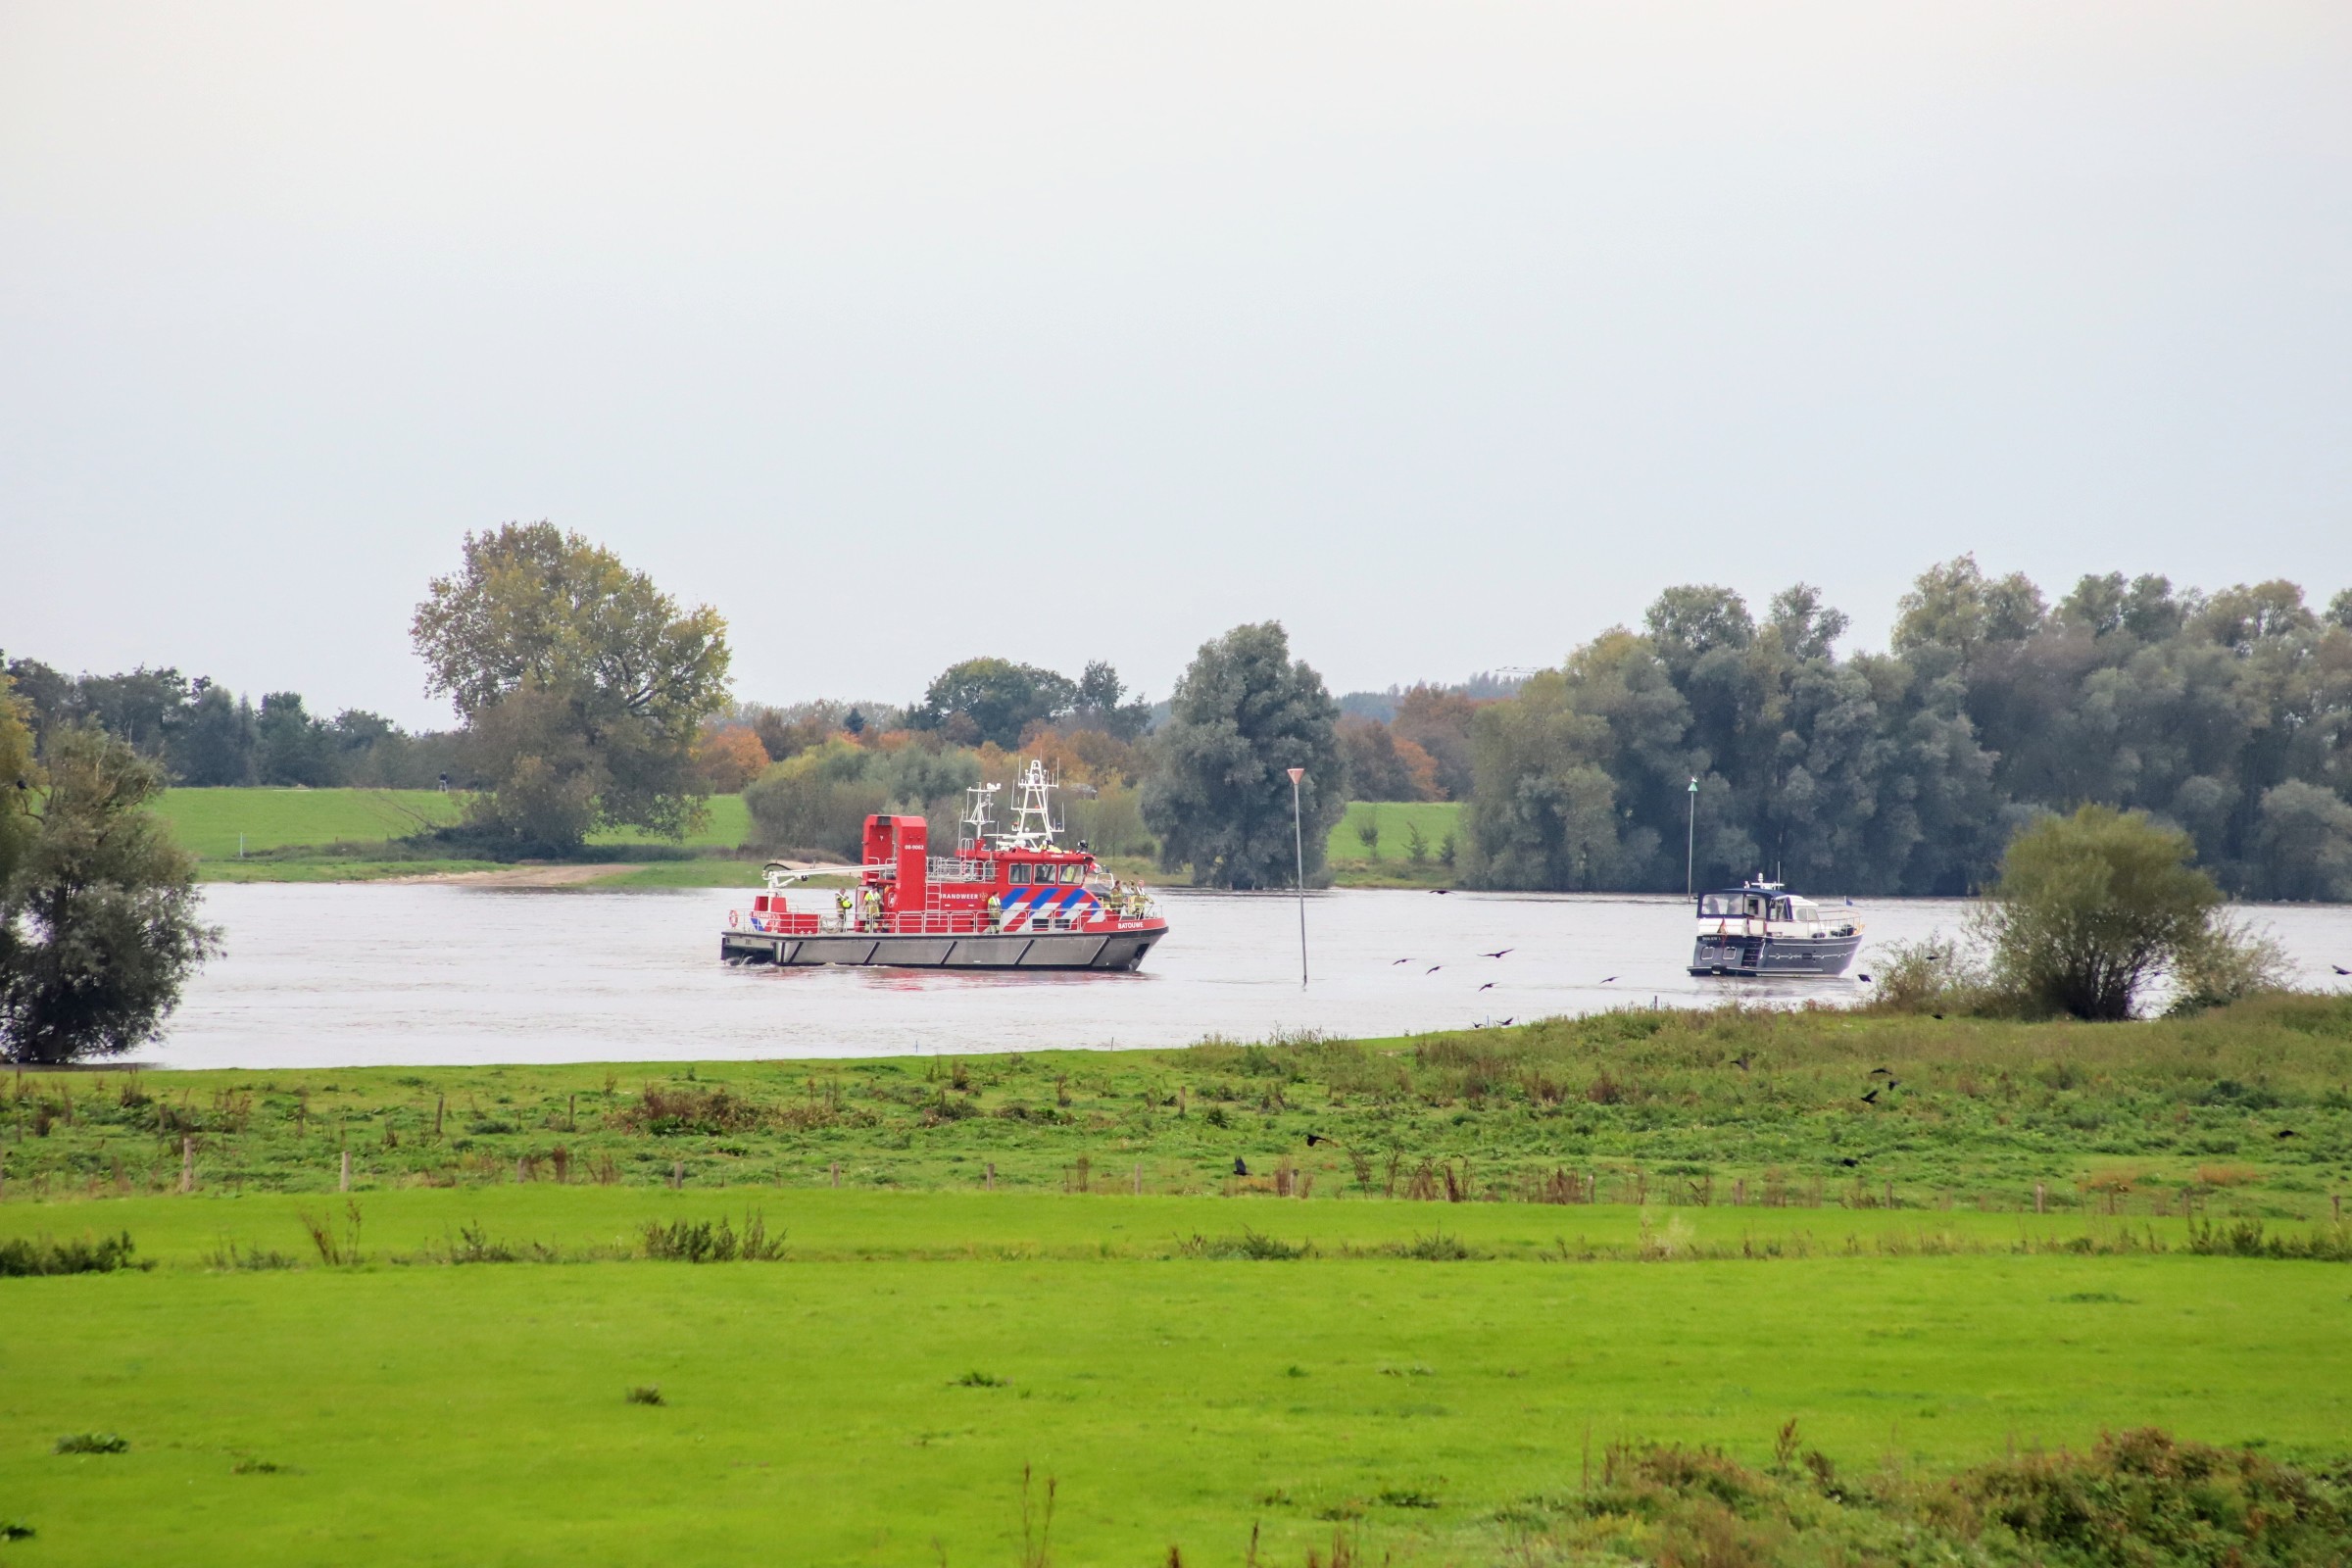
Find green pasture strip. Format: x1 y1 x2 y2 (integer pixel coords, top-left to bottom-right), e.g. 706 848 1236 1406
5 995 2349 1216
192 858 508 884
1328 800 1463 868
0 1252 2343 1565
153 788 465 859
585 858 770 889
0 1186 2213 1267
586 792 750 850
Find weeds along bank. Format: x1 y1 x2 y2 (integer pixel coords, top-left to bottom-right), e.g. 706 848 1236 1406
4 997 2348 1221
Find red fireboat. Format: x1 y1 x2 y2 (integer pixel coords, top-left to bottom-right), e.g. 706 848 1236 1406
719 760 1168 971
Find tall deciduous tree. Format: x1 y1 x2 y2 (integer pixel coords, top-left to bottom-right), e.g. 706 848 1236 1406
913 659 1078 748
412 522 731 852
0 721 220 1063
1143 623 1343 889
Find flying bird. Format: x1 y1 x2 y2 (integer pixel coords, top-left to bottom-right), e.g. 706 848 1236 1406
2334 964 2350 976
1730 1054 1752 1072
1497 1017 1513 1026
1856 973 1873 984
1393 958 1411 965
1860 1089 1881 1104
1431 888 1451 896
1869 1067 1893 1078
1427 964 1443 974
1599 976 1619 984
1478 982 1495 992
1480 949 1514 959
1886 1079 1901 1091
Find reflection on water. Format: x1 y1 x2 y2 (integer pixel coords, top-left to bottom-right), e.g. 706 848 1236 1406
155 883 2352 1069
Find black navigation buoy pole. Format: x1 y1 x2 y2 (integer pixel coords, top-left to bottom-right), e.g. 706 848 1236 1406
1289 766 1308 989
1686 776 1698 898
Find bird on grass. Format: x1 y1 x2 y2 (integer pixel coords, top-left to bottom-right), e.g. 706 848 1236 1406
1838 1156 1860 1168
1860 1088 1881 1104
1305 1133 1330 1147
1730 1054 1752 1072
1480 949 1513 959
1478 982 1495 992
1232 1157 1250 1176
2276 1128 2299 1140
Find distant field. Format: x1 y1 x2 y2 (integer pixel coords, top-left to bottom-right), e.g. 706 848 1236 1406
154 788 753 867
152 788 465 858
1328 800 1463 878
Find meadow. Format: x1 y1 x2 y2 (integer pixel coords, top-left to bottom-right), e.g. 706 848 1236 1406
153 789 758 884
155 787 1462 889
8 1002 2350 1561
1326 802 1464 886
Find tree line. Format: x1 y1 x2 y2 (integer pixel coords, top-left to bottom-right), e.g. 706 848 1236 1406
1454 561 2352 901
0 657 460 791
14 533 2352 901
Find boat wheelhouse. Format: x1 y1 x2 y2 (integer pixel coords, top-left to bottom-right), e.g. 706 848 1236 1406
1688 880 1862 978
719 760 1168 971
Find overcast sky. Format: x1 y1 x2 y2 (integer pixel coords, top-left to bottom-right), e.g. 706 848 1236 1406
5 2 2348 728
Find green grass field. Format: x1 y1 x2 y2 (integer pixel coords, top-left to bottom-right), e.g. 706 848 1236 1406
152 789 758 884
6 1001 2352 1561
1 1189 2346 1565
1328 802 1463 885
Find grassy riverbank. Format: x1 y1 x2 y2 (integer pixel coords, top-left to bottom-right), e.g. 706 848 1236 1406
5 1001 2351 1562
8 998 2348 1216
155 787 1467 888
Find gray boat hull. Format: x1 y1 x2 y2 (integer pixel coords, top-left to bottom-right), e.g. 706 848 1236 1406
1689 931 1861 978
720 926 1166 972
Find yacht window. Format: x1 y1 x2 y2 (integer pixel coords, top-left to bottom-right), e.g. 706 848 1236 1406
1789 900 1819 921
1698 894 1736 917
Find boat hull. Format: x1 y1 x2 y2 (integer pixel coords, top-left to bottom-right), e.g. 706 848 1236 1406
1689 931 1861 978
720 925 1167 972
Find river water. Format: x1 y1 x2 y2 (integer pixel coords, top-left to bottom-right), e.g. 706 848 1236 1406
149 884 2352 1069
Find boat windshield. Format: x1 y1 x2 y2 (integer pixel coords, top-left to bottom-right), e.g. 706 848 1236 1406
1788 899 1821 921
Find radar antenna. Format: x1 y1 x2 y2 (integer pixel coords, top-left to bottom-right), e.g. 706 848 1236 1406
1001 759 1062 850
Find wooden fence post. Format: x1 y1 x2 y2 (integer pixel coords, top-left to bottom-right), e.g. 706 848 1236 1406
985 1161 996 1192
2034 1182 2046 1215
829 1160 841 1189
339 1149 350 1193
181 1136 195 1194
1133 1162 1142 1196
672 1159 684 1191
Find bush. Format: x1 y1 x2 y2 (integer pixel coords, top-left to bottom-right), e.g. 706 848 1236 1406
0 1232 143 1277
640 1211 786 1262
53 1433 128 1455
1979 805 2225 1019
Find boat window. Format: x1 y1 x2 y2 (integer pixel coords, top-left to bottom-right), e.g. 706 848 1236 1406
1745 897 1764 917
1008 864 1030 885
1698 894 1733 917
1789 899 1819 921
1770 899 1791 920
1059 863 1083 884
